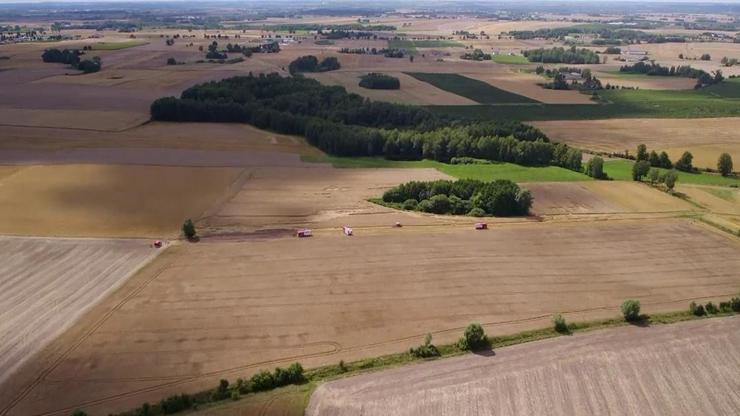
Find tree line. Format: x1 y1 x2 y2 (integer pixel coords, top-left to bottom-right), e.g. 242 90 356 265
523 46 600 64
41 48 101 73
619 62 723 88
381 179 532 217
150 73 581 170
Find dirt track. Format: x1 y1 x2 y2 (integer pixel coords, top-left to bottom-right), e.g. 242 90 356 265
2 219 738 416
308 316 740 416
0 236 159 387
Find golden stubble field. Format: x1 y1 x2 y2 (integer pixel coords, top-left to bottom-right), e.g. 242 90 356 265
2 219 738 416
534 118 740 170
308 316 740 416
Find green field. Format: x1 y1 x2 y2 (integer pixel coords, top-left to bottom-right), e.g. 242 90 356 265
89 41 148 50
388 39 463 54
492 54 530 65
428 78 740 120
303 156 589 182
603 160 740 186
406 73 539 104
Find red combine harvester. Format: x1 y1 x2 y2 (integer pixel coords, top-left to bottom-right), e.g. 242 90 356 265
475 222 488 230
342 226 353 236
153 240 163 248
296 229 313 238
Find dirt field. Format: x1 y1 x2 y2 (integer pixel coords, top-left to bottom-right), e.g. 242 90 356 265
308 316 740 416
0 236 160 387
534 118 740 170
527 181 697 215
0 164 243 237
2 219 738 416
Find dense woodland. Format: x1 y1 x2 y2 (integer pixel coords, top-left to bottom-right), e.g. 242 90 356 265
523 47 600 64
150 73 582 171
381 179 532 217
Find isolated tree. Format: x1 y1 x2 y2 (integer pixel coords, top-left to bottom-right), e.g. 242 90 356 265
458 322 488 351
636 144 648 162
632 160 651 181
663 170 678 191
675 151 694 172
621 299 641 322
182 219 197 240
717 153 733 176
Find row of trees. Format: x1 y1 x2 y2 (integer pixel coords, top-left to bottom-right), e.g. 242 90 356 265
619 62 724 88
338 47 405 58
460 48 491 61
359 73 400 90
150 73 582 170
523 46 600 64
288 55 340 75
382 179 532 217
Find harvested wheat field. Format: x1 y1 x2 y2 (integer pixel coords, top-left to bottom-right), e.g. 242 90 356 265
534 118 740 170
0 164 243 237
2 219 738 416
306 71 477 105
0 236 160 387
200 166 455 234
464 71 596 104
527 181 697 216
308 316 740 416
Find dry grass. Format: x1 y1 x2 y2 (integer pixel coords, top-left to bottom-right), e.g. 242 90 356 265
534 118 740 170
2 219 738 416
308 316 740 416
0 164 243 237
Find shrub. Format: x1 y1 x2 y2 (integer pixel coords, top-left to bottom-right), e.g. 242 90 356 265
663 170 678 191
731 296 740 312
468 207 486 217
231 390 240 401
719 301 732 313
417 199 433 212
705 302 719 314
71 411 87 416
621 299 641 322
458 323 489 351
690 301 706 316
410 333 440 358
166 57 177 65
338 359 347 373
552 314 568 333
402 198 418 210
249 370 275 391
182 219 197 240
428 194 451 214
160 394 192 414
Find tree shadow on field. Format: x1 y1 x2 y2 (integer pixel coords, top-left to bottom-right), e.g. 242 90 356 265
627 314 652 328
472 348 496 357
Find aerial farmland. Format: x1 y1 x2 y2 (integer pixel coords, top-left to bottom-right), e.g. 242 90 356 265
0 1 739 416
